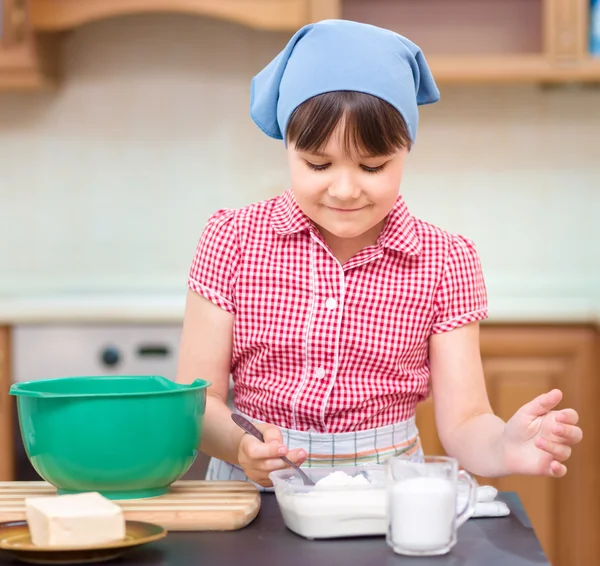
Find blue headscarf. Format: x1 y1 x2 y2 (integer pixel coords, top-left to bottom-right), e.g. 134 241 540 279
250 19 440 144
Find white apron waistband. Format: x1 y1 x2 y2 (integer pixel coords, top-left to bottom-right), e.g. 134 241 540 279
205 409 423 488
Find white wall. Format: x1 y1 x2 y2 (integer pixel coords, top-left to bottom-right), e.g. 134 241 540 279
0 15 597 319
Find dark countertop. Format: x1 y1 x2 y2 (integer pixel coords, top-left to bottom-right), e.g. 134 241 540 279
0 492 550 566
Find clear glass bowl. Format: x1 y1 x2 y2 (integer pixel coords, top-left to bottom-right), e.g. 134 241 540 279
269 465 387 539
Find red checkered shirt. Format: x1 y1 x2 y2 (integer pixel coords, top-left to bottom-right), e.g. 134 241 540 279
188 188 488 433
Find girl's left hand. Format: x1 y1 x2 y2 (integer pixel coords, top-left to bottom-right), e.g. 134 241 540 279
502 389 583 477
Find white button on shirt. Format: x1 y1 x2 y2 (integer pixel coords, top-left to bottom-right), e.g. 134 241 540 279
325 298 338 311
315 367 326 379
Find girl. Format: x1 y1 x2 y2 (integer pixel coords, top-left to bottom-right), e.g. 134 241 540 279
176 19 582 488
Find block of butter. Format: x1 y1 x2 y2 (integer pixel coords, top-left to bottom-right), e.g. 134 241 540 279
25 491 126 547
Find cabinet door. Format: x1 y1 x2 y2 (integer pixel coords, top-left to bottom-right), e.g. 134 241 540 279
0 327 14 481
417 325 599 566
543 0 589 61
480 353 567 565
0 0 28 49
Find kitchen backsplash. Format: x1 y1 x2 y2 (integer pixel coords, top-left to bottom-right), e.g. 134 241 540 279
0 15 598 317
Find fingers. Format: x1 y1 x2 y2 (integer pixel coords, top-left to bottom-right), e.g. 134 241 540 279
535 436 572 461
260 424 284 444
258 449 308 472
525 389 563 418
286 448 308 464
259 458 299 473
238 423 308 488
534 408 581 478
242 450 308 487
243 435 287 460
243 424 286 458
551 423 583 445
549 461 567 478
556 408 579 426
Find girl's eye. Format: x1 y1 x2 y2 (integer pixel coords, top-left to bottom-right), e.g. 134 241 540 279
304 161 386 173
361 164 386 174
305 161 331 171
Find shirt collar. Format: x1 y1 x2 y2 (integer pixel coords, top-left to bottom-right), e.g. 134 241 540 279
271 188 421 256
271 188 312 235
379 195 422 256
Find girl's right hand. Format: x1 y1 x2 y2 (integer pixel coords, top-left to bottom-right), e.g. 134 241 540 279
237 423 307 487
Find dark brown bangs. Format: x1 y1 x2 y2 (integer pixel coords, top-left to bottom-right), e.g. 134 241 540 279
286 91 412 157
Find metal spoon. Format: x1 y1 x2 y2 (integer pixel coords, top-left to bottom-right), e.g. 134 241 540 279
231 413 315 486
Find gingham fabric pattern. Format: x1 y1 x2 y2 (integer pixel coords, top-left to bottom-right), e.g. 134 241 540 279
188 188 487 434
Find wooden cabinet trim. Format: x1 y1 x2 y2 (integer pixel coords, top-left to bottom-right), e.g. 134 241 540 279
1 0 30 48
480 324 598 356
31 0 310 32
0 327 14 481
0 0 58 90
543 0 590 61
308 0 340 23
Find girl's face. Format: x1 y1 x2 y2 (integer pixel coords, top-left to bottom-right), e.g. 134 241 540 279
287 123 408 250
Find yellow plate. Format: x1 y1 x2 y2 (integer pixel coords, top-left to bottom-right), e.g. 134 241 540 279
0 520 167 564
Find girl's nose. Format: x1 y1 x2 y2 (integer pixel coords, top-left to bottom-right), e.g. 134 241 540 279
328 174 361 201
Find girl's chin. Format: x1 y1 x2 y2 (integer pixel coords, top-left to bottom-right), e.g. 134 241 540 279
317 222 374 240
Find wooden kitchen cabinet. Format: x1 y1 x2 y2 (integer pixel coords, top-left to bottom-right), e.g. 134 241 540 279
0 327 14 481
0 0 57 89
3 0 597 88
416 325 600 566
343 0 600 82
3 0 339 90
30 0 340 33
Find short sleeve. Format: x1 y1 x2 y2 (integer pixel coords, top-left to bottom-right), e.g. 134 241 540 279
431 234 488 334
187 209 239 314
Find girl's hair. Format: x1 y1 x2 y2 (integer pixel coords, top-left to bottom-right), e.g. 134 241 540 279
286 91 412 157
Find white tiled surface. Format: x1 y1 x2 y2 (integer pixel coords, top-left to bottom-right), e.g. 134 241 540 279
0 14 598 323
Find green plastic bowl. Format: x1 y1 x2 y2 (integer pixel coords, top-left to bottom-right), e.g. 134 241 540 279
9 375 210 500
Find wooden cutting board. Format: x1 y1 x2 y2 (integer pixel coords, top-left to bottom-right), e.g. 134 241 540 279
0 480 261 531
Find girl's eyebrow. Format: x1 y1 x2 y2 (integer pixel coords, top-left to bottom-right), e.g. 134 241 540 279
301 150 383 160
301 150 330 158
